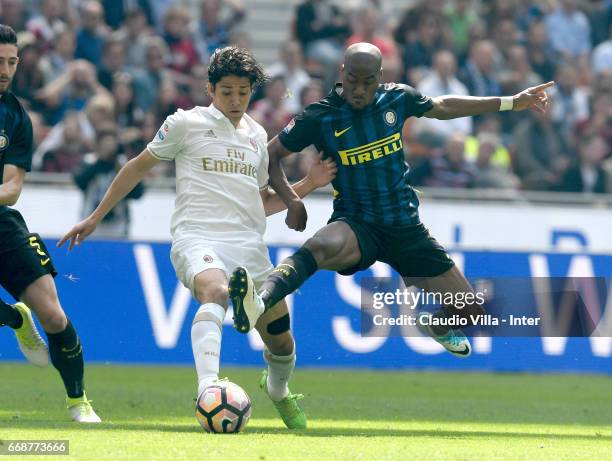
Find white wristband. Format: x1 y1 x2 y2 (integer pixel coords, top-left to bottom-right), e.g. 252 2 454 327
499 96 514 111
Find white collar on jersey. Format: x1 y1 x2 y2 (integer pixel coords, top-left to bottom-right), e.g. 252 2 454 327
207 103 226 120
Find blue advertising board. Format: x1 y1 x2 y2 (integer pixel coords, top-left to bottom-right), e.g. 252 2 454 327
1 239 611 374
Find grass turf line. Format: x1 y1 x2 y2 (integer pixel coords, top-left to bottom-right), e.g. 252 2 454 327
1 363 611 460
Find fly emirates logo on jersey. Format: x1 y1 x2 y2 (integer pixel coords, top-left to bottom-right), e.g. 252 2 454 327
202 148 258 179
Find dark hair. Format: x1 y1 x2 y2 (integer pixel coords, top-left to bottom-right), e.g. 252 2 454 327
0 24 17 46
208 46 267 88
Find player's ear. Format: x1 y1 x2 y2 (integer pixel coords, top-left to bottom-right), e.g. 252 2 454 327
207 81 214 96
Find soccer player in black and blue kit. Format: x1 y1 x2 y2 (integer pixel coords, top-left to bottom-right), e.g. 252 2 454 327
0 25 100 422
230 42 553 356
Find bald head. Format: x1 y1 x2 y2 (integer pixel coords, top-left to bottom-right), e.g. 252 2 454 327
342 43 383 110
344 43 382 74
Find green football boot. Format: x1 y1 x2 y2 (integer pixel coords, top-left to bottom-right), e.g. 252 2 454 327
260 370 307 429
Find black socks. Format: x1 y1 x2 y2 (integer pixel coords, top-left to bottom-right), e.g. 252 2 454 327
46 320 85 399
260 247 318 309
0 299 23 329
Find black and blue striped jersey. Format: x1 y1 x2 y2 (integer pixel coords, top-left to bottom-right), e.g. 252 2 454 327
0 91 34 253
278 83 433 226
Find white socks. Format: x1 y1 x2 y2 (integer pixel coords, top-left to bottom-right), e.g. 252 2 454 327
264 346 296 401
192 303 226 396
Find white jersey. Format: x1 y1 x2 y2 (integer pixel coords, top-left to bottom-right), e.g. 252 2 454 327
147 104 270 243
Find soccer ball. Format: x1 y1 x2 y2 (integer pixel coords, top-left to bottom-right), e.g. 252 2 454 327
195 381 252 433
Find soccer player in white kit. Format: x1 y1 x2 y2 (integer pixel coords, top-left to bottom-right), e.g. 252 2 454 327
58 47 337 429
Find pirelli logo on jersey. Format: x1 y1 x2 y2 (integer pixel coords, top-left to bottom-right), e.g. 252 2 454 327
337 133 403 166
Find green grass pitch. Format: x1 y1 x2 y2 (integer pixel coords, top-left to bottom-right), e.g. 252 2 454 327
1 363 611 460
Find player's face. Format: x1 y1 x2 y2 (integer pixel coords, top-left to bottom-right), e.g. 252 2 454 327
208 76 252 126
342 66 381 110
0 44 19 94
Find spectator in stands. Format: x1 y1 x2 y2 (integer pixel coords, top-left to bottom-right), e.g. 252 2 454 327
575 87 612 147
73 125 144 238
249 75 294 139
132 36 171 112
592 23 612 74
498 45 543 96
117 8 152 71
443 0 479 61
394 0 449 47
412 50 472 146
0 0 28 32
548 63 590 139
11 31 44 111
35 59 111 125
295 0 350 88
97 38 127 91
492 18 520 61
74 1 109 67
557 131 610 193
194 0 245 63
34 94 116 170
101 0 154 30
174 64 212 110
112 73 144 129
38 29 75 85
40 111 88 173
346 6 397 58
27 0 68 52
545 0 592 70
526 20 557 83
268 41 311 114
162 6 198 75
513 105 571 191
401 13 446 85
459 40 501 97
469 132 520 190
411 133 476 189
299 79 324 109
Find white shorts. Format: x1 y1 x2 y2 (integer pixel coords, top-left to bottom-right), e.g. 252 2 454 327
170 236 274 295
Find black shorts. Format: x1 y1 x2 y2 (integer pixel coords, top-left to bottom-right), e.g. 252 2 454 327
328 214 454 280
0 211 57 300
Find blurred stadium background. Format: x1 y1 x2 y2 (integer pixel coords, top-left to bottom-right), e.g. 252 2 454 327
0 1 611 458
0 0 612 460
0 0 609 368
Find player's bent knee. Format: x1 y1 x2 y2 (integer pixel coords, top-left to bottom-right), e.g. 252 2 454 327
266 333 294 357
194 282 229 306
304 236 343 265
38 310 68 333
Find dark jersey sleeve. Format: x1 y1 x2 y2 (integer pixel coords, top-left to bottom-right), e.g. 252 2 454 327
4 111 33 172
277 106 319 153
399 84 434 118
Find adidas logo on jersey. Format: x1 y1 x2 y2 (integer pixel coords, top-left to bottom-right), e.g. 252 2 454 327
204 129 217 138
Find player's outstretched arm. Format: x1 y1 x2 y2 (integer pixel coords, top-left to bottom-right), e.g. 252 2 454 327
57 149 160 250
267 136 308 231
424 81 554 120
261 153 337 217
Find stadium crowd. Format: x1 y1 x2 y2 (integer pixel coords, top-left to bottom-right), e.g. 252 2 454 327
2 0 611 194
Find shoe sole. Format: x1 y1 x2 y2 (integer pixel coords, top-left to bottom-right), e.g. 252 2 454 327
228 267 251 334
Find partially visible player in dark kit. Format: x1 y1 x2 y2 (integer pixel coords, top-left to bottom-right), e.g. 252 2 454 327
0 24 100 423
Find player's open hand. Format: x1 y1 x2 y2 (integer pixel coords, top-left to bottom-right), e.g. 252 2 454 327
286 199 307 232
57 217 98 251
512 81 554 113
307 153 337 188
